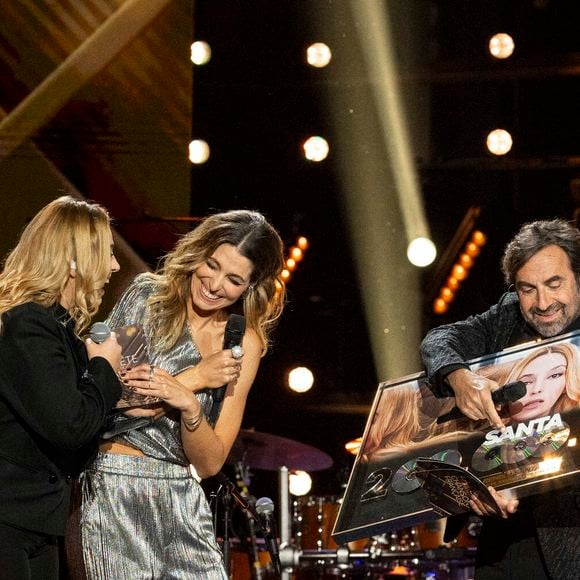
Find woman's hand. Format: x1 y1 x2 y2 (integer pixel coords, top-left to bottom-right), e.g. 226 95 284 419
122 405 166 419
122 364 200 416
86 332 122 371
182 349 243 391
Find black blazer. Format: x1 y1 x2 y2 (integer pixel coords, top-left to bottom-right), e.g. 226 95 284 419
0 302 121 536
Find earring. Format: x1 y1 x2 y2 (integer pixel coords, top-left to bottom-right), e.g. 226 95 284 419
70 259 77 270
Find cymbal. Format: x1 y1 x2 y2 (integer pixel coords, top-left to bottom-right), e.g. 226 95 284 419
227 429 333 471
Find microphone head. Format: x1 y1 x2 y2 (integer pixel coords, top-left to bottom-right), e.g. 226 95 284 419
492 380 528 406
223 314 246 349
255 496 275 515
226 314 246 335
507 380 527 401
89 322 111 344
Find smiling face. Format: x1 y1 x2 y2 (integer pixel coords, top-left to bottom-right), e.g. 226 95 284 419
508 351 567 422
515 245 580 337
190 243 254 314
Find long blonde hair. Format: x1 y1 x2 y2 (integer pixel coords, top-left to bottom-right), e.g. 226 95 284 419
366 385 423 453
145 210 286 353
0 196 113 334
365 384 474 460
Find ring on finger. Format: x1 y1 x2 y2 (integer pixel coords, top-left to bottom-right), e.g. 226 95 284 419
231 345 244 360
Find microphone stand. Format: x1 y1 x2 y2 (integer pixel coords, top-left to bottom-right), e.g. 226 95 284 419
234 462 264 580
245 503 264 580
217 472 260 521
219 479 233 577
217 472 281 578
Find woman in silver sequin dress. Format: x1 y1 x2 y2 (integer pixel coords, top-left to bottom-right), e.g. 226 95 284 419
79 210 285 579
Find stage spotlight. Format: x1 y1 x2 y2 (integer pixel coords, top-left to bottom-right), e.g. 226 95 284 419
407 237 437 267
471 230 487 247
307 42 332 68
433 298 448 315
288 366 314 393
433 225 487 315
488 33 515 60
286 258 297 271
297 236 309 250
289 470 312 496
458 253 474 269
440 287 455 304
303 136 329 161
345 437 363 456
190 41 212 65
290 247 303 262
465 242 481 258
446 276 460 292
486 129 513 156
451 264 468 281
188 140 210 164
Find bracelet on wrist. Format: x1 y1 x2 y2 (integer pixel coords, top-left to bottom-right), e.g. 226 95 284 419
182 411 203 432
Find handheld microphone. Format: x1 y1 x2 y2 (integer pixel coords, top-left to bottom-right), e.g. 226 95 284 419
223 313 246 351
255 497 282 577
490 380 527 405
208 314 246 424
89 322 111 344
437 380 527 424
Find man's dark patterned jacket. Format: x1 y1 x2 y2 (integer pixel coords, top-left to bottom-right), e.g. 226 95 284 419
420 292 580 579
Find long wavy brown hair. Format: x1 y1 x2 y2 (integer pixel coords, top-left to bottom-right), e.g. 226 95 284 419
0 195 113 334
144 209 286 353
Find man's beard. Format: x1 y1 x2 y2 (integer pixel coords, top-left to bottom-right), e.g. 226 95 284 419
524 301 580 337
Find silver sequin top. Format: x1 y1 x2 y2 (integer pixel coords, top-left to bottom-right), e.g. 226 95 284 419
105 275 214 466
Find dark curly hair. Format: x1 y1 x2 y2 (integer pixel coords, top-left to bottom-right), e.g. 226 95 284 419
501 218 580 286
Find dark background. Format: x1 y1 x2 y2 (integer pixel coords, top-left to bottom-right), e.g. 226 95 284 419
190 1 580 499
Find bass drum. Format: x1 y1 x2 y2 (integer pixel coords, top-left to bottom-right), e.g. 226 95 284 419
294 495 369 551
229 538 275 580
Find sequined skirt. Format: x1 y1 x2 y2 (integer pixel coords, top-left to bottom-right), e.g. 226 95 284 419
80 452 227 580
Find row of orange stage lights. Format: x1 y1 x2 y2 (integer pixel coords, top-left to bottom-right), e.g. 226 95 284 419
433 230 487 315
280 236 309 285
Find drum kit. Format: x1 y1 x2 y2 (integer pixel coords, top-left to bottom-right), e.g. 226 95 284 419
216 430 478 580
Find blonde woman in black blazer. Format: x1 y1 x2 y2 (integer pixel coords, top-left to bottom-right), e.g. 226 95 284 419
0 196 122 579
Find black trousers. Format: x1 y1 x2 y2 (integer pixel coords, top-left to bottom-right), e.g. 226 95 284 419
0 521 59 580
475 511 549 580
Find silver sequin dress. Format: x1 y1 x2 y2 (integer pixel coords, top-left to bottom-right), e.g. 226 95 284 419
80 275 228 579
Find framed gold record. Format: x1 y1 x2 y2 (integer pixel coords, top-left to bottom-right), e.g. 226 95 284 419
333 330 580 546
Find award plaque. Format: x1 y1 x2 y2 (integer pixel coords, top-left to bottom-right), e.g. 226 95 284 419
113 324 160 409
332 331 580 545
